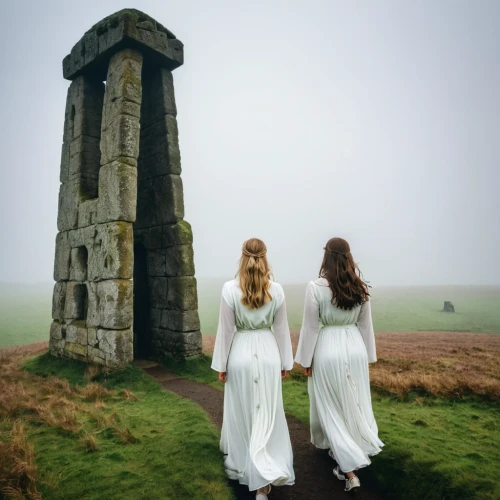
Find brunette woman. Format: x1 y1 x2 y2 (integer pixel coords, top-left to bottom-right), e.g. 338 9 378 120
295 237 383 492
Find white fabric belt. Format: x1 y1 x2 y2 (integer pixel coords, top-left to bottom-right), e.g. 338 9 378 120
322 323 357 329
236 327 272 333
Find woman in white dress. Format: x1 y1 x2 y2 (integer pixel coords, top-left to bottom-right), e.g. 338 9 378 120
295 237 383 493
211 238 295 499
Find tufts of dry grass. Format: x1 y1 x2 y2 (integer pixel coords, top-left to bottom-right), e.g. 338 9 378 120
204 331 500 400
0 420 41 500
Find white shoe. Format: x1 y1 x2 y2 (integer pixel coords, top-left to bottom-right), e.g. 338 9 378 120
256 484 271 499
344 475 360 492
333 466 345 481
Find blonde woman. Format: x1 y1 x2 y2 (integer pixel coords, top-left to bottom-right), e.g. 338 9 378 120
212 238 295 499
295 237 383 493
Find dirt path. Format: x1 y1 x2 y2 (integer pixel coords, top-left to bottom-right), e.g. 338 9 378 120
139 361 384 500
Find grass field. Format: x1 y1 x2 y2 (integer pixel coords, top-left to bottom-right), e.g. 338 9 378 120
0 344 232 499
1 281 499 349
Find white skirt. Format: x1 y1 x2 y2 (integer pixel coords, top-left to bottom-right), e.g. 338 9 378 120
221 328 295 491
309 324 384 472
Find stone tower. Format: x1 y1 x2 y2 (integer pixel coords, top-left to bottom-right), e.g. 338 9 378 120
49 9 201 368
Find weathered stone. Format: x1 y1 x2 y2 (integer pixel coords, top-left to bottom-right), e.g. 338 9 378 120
60 141 70 183
150 308 162 328
148 226 162 249
97 162 137 223
50 338 65 357
162 221 193 247
64 282 87 319
86 281 100 327
165 245 194 277
97 280 133 329
50 321 64 341
69 135 101 179
64 342 87 358
63 9 183 81
141 68 177 125
160 309 200 332
69 246 88 281
88 222 133 281
148 249 165 276
150 277 168 308
57 177 98 232
138 115 181 177
97 328 133 367
78 199 98 227
101 114 141 166
104 49 143 107
87 345 106 365
443 301 455 312
52 282 67 320
153 175 184 224
155 329 201 357
88 327 98 346
66 323 88 344
167 277 198 311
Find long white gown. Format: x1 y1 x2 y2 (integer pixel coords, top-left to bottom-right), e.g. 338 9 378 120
295 278 384 473
211 279 295 491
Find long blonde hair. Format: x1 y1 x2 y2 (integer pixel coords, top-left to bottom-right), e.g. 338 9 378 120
238 238 272 309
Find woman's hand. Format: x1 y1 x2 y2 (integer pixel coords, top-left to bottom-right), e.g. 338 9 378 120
304 367 313 377
218 372 227 383
281 370 289 379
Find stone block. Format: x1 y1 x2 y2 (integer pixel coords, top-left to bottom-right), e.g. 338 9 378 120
86 281 100 327
153 175 184 224
150 277 168 308
88 327 98 346
96 279 133 329
148 226 162 249
64 342 87 358
97 327 133 367
69 247 88 282
156 329 202 357
148 248 165 276
69 135 101 179
54 232 71 281
141 68 177 126
150 308 162 328
52 282 67 320
87 345 106 365
50 321 64 341
63 9 183 81
167 277 198 311
50 337 65 357
165 244 195 277
96 162 137 223
88 222 133 281
101 114 141 166
60 141 70 183
66 323 88 344
162 221 193 247
57 178 98 232
105 49 143 106
78 199 98 227
160 309 200 332
64 282 87 319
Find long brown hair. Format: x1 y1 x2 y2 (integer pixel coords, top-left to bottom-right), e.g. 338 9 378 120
238 238 272 309
319 237 369 310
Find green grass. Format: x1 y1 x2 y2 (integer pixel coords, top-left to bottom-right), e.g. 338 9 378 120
15 353 234 500
281 376 500 500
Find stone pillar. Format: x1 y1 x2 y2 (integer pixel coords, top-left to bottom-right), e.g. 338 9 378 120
50 9 201 367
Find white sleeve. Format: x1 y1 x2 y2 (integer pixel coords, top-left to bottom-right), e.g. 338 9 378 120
211 291 236 372
273 299 294 371
294 282 320 368
357 299 377 363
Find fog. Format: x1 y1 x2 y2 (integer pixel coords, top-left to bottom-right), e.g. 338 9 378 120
1 0 499 286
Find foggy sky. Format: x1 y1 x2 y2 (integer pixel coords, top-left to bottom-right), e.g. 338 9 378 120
1 0 499 286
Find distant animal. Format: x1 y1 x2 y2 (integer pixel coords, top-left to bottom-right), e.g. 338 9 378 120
442 301 455 312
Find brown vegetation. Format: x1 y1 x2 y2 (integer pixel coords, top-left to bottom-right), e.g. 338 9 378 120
0 343 138 498
203 331 500 400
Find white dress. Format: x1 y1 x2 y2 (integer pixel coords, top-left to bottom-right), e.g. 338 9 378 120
211 279 295 491
295 278 384 473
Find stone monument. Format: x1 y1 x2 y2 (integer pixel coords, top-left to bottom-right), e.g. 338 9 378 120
49 9 202 368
